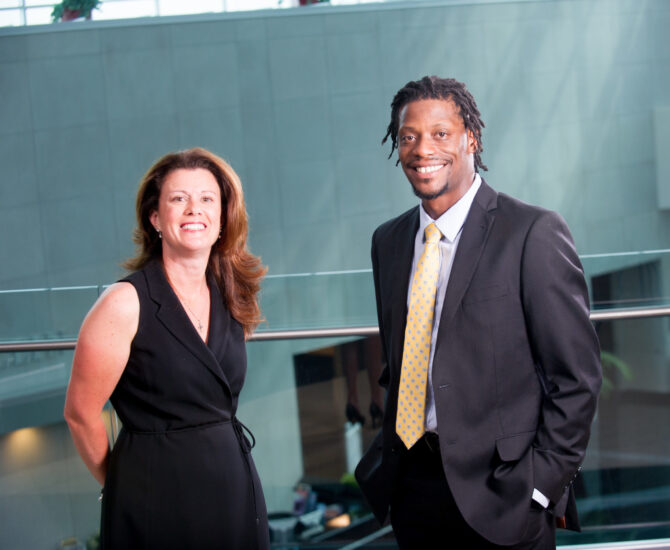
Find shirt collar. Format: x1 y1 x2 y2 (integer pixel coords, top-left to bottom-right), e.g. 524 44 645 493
419 173 482 242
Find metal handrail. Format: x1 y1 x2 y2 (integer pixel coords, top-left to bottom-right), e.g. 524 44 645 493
1 305 670 353
559 540 670 549
589 305 670 321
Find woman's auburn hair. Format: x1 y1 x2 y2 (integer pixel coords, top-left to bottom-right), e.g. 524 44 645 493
124 147 267 337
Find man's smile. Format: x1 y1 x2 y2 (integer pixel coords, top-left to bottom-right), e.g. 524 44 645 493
414 164 446 174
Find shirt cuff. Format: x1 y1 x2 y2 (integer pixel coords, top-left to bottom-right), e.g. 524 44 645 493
532 488 550 508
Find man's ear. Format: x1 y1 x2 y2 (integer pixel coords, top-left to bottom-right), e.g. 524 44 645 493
467 129 478 153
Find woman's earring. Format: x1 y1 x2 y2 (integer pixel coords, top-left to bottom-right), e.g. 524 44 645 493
158 229 162 239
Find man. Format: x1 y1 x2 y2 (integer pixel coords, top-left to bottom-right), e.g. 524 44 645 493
355 76 602 549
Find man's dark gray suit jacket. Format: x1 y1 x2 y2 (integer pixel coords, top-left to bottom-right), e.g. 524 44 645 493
355 180 602 546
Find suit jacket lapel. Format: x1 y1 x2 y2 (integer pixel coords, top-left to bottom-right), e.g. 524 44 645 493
207 278 232 367
390 207 420 376
439 180 498 330
144 260 232 392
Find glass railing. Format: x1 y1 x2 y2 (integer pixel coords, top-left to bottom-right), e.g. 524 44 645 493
3 246 670 346
0 285 102 343
0 269 378 346
581 249 670 312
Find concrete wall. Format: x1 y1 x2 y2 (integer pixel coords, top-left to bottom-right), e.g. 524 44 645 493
1 0 668 293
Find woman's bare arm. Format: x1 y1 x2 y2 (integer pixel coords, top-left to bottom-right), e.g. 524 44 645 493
64 282 139 486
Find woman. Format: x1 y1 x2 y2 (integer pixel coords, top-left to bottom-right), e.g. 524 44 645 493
64 148 269 549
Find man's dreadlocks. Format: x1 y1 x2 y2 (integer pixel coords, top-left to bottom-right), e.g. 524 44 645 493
382 76 487 173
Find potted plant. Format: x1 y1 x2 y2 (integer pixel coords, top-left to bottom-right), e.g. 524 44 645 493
51 0 101 22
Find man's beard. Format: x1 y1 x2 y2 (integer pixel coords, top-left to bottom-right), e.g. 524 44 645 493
410 179 450 201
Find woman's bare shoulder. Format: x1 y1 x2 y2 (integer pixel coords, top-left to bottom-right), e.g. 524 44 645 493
70 282 139 410
80 282 140 340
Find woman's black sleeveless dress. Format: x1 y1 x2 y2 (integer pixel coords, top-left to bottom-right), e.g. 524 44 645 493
100 260 269 549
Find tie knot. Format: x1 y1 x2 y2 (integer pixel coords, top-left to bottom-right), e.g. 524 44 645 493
424 223 442 244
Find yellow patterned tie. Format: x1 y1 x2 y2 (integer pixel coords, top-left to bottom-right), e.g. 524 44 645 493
396 222 442 449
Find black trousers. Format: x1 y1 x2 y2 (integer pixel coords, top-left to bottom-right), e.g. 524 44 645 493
390 433 556 550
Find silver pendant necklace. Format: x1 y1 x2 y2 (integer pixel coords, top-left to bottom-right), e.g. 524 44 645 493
172 285 206 334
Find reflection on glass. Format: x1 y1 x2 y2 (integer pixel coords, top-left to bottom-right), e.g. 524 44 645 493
242 316 670 547
582 249 670 310
241 335 387 546
558 315 670 545
0 349 100 549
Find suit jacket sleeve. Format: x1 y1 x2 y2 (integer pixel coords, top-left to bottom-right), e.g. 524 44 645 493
521 210 602 506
